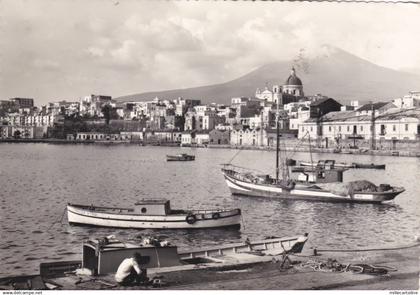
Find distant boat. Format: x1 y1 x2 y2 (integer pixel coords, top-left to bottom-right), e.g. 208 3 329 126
298 160 355 169
67 199 241 229
353 163 386 169
298 160 385 170
166 153 195 161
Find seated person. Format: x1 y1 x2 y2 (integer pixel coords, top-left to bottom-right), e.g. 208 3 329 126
115 253 148 286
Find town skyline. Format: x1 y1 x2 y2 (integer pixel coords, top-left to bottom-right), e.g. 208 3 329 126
1 1 420 105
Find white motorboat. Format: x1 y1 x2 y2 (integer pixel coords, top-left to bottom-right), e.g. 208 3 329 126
67 199 241 229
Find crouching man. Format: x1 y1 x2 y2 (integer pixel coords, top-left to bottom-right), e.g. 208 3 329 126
115 253 148 286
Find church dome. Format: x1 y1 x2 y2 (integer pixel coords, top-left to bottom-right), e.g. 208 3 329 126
285 67 302 86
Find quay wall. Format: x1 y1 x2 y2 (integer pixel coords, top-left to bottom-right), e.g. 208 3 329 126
1 138 419 157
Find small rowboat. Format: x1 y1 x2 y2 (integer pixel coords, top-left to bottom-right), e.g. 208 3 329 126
67 199 241 229
79 234 309 275
166 154 195 161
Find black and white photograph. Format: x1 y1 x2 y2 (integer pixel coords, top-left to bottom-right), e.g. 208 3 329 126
0 0 419 293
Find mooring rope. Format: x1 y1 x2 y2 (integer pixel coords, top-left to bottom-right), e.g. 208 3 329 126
46 207 67 232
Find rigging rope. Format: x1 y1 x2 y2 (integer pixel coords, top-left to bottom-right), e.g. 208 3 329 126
286 131 309 159
227 149 242 164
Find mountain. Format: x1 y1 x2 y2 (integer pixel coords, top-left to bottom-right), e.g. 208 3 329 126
116 46 420 105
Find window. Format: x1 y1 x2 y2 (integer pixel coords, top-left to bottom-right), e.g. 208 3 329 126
393 125 396 132
405 124 408 131
347 126 350 132
328 126 331 132
141 207 147 213
360 126 363 132
310 127 313 132
339 126 341 132
380 125 386 135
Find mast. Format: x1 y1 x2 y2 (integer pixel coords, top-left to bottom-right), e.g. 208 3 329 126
275 93 281 181
370 101 376 150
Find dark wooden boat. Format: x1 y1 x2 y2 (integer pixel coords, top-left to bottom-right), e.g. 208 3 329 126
353 163 386 169
166 153 195 161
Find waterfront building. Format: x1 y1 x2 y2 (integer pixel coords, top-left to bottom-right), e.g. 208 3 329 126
265 128 298 147
299 108 420 142
75 132 124 141
0 125 12 138
181 131 195 146
209 129 230 145
230 127 265 146
120 131 144 141
66 134 75 141
195 131 210 145
151 130 182 143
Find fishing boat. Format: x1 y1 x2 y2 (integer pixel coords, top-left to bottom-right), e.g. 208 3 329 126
67 199 241 229
166 153 195 161
221 165 403 203
220 96 404 203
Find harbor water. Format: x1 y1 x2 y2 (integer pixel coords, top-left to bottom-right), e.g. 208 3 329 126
0 143 419 277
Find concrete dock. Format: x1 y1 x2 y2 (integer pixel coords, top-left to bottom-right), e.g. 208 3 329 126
43 242 419 290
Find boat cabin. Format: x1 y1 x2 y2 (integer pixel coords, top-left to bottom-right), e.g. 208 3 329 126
134 199 171 215
82 237 181 275
292 160 345 183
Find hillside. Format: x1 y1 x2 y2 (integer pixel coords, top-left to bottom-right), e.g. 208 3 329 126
116 46 420 105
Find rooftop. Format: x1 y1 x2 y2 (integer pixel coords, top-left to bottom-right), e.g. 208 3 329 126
304 107 420 123
310 98 335 107
356 102 388 112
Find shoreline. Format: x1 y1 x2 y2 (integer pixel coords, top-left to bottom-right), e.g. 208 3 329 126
1 138 419 157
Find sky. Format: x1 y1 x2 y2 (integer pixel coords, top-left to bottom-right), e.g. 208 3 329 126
1 0 420 106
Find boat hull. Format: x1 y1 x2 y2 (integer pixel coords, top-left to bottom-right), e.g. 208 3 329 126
67 204 241 229
222 169 403 203
166 155 195 161
299 161 385 170
178 234 309 260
